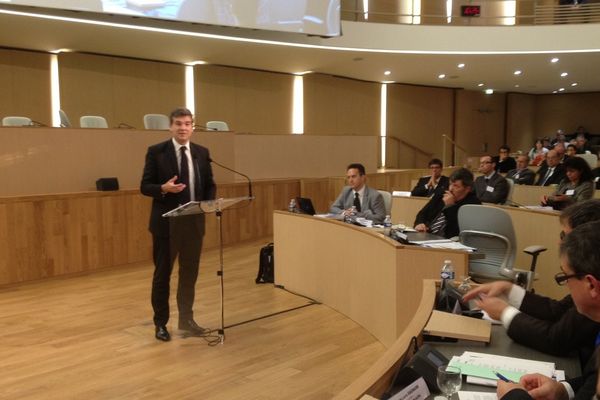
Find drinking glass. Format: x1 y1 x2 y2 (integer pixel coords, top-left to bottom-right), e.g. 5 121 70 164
437 365 462 400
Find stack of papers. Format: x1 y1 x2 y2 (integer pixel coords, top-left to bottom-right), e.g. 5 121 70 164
448 351 556 386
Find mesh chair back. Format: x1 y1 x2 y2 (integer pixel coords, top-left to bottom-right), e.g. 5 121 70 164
80 116 108 128
59 110 72 127
143 114 170 130
2 116 32 126
458 204 516 281
378 190 392 216
206 121 229 131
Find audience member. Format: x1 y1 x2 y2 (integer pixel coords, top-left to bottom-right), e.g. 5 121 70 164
495 220 600 400
542 136 552 149
593 167 600 190
493 145 517 173
535 150 566 186
528 139 548 166
474 155 509 204
572 125 590 141
330 163 385 224
463 200 600 361
554 142 567 163
413 168 480 238
566 144 577 158
575 134 592 154
541 156 594 210
506 155 535 185
551 129 567 148
410 158 449 197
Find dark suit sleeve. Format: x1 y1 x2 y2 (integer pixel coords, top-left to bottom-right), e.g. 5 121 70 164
140 145 164 200
411 177 429 197
507 305 600 356
520 293 573 320
521 170 535 185
493 176 509 204
500 389 533 400
414 193 443 227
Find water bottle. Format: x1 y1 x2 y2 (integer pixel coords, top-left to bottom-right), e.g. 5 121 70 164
345 205 357 223
288 198 296 213
383 215 392 236
440 259 455 288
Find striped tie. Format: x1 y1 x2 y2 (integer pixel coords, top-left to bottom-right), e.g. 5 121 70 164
429 212 447 236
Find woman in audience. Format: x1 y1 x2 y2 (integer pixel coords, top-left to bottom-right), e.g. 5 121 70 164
541 156 594 210
528 139 548 166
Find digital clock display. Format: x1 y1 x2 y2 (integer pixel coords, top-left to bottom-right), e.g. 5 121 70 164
461 5 481 17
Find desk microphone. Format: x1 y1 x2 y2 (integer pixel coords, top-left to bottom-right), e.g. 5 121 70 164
194 124 217 131
30 120 47 127
504 199 527 208
208 157 253 201
117 122 135 129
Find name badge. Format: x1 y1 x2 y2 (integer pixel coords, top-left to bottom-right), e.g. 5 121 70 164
486 186 495 193
514 173 520 179
566 189 575 196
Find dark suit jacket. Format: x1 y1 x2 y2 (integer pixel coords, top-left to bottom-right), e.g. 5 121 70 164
535 163 566 186
414 191 481 238
506 168 535 185
493 156 517 173
410 175 449 197
474 172 509 204
507 294 600 363
140 140 216 237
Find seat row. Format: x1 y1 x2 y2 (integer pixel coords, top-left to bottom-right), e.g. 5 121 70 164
2 113 230 131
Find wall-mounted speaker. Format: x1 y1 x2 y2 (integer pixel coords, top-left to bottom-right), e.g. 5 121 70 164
96 177 119 191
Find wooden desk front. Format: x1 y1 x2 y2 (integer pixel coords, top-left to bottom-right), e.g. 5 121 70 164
273 211 469 348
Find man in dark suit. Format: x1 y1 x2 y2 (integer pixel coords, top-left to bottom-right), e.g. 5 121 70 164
410 158 449 197
330 163 386 224
506 155 536 185
140 107 216 342
474 155 509 204
413 168 481 238
494 220 600 400
493 145 517 173
536 150 566 186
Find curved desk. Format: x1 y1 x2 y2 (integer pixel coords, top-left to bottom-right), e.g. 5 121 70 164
273 211 468 348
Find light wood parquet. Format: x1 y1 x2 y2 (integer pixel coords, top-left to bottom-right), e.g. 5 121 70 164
0 238 385 399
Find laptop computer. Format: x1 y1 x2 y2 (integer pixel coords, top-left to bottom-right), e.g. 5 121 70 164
295 197 316 215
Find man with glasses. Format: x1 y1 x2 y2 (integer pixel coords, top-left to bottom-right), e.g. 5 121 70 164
474 155 509 204
463 199 600 359
496 220 600 400
493 145 517 173
410 158 450 197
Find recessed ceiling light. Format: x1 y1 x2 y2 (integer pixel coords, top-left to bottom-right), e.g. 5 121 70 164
382 80 395 84
384 70 391 76
553 90 558 93
551 57 559 63
514 70 522 75
558 88 565 92
477 83 484 87
438 74 446 79
185 60 207 66
50 48 72 54
485 89 494 94
560 72 568 77
293 70 313 75
514 84 520 88
571 82 578 86
457 63 465 68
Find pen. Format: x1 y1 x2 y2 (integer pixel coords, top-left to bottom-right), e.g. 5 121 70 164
494 371 515 383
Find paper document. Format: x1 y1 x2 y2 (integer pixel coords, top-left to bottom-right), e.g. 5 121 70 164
421 242 477 252
449 351 555 383
458 391 497 400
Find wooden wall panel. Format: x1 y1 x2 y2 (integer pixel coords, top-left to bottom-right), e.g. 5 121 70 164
534 92 600 137
507 93 536 155
304 74 380 136
59 53 185 128
194 65 293 134
0 49 51 125
455 90 506 157
386 84 454 168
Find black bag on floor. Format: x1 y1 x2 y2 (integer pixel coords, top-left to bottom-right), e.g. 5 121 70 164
255 243 274 284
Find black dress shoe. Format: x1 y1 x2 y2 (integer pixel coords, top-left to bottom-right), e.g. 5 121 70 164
155 325 171 341
178 319 207 334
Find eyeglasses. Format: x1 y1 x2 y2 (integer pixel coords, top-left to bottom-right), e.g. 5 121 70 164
554 271 586 286
480 161 492 165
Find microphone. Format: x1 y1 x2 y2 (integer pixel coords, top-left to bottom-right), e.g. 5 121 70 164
208 157 253 201
30 120 47 127
117 122 135 129
504 199 527 208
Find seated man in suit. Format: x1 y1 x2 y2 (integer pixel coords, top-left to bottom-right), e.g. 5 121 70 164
493 145 517 173
474 155 509 204
463 199 600 362
494 220 600 400
410 158 449 197
413 168 481 238
535 150 566 186
506 154 536 185
330 163 386 224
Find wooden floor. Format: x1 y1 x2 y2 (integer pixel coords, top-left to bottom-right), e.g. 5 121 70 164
0 238 386 399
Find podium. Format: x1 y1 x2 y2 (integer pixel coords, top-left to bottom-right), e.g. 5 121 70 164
163 196 253 343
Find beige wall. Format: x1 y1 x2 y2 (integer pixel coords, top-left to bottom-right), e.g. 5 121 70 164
194 64 293 134
386 84 454 168
0 48 51 125
507 93 536 155
304 73 380 136
59 53 185 128
455 89 506 158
